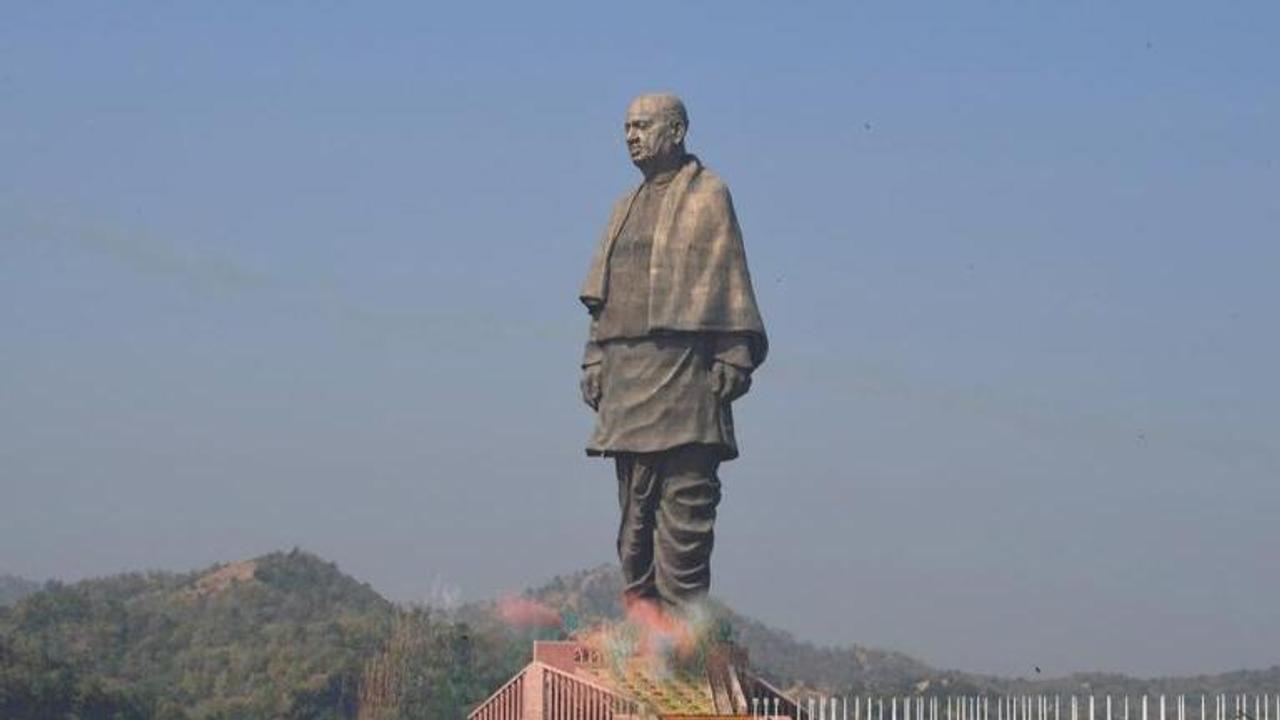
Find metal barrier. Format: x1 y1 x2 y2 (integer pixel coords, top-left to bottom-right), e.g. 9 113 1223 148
753 694 1280 720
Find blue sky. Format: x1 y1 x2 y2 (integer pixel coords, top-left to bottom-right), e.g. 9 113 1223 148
2 2 1277 676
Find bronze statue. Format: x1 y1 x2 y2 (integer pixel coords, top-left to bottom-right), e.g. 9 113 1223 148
579 93 767 611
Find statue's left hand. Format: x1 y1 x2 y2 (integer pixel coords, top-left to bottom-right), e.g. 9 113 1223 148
580 364 603 411
711 361 752 403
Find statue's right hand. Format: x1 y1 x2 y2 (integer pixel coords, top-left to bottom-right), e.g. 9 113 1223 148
580 364 603 411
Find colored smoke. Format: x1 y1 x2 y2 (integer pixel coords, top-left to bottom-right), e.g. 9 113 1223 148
573 596 719 680
497 595 563 629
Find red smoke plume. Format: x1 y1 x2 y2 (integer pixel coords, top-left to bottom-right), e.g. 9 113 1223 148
498 596 562 628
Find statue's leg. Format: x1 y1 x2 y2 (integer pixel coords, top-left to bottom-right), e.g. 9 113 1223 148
653 444 722 607
615 452 660 602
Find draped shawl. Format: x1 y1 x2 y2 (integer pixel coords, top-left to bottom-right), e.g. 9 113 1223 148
579 155 768 366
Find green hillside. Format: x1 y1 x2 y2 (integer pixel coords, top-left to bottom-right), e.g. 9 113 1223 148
466 565 1280 698
2 552 1275 719
0 550 392 718
0 575 41 608
481 564 943 693
0 550 522 720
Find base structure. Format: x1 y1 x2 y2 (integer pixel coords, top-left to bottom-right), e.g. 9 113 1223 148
469 640 800 720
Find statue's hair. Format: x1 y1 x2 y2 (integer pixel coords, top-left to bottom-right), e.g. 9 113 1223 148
633 93 689 130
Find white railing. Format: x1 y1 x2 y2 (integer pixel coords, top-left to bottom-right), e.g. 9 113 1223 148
469 669 524 720
542 665 640 720
751 694 1280 720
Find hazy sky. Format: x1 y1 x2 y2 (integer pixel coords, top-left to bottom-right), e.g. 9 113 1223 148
2 2 1277 678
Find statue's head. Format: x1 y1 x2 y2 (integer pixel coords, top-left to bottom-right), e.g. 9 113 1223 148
624 93 688 174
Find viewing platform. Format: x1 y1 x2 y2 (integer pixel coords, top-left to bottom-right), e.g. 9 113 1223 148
467 639 799 720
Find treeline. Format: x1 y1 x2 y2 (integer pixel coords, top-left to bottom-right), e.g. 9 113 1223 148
501 564 954 695
2 553 1276 719
500 565 1280 699
0 575 41 608
0 550 529 719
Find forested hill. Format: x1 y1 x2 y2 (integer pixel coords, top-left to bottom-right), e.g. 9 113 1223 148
0 575 40 607
0 550 395 718
2 552 1276 720
470 565 1280 698
466 564 945 693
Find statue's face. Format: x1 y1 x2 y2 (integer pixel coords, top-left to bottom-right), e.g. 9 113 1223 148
624 97 685 169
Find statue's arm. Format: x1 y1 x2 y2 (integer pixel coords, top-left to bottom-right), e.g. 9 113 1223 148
582 314 603 368
711 333 754 402
580 315 603 410
713 334 754 371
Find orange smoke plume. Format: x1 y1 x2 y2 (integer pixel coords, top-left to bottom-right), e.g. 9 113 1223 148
498 595 562 629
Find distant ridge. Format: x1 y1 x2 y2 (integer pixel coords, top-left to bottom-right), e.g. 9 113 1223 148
456 563 1280 697
0 574 41 608
457 563 943 693
0 549 397 718
2 552 1276 719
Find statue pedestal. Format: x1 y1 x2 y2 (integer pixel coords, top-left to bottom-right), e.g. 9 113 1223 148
469 639 801 720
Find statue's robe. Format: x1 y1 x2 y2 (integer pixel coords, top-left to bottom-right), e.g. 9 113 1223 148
580 155 767 461
579 155 766 605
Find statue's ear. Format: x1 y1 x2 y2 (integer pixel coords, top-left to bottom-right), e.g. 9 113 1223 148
670 120 687 146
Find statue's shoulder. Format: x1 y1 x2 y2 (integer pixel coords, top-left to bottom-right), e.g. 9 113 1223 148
693 163 727 189
608 186 639 215
687 164 734 208
617 185 640 204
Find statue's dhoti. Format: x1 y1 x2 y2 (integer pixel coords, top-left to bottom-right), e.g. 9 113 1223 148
614 444 722 607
